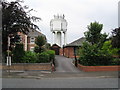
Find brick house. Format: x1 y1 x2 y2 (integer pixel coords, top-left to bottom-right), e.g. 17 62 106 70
59 37 85 58
17 29 45 51
51 44 61 55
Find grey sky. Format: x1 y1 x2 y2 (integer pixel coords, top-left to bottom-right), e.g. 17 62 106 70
8 0 119 44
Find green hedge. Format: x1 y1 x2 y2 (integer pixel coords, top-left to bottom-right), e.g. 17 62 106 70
46 50 55 61
12 43 25 63
37 52 49 63
21 51 37 63
12 48 55 63
37 50 55 63
78 42 113 66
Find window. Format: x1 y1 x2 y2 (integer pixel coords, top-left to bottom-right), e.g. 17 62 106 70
30 37 35 44
30 47 34 52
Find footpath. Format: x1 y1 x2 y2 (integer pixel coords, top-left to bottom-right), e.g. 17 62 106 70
2 55 119 79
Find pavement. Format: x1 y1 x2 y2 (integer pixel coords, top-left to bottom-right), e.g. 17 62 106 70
2 55 119 89
1 55 119 79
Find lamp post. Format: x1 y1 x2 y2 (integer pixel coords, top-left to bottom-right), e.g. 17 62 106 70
7 36 11 75
63 45 64 56
74 46 77 67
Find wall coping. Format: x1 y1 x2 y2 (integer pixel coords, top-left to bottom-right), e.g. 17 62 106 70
78 64 120 67
2 63 51 65
78 64 120 72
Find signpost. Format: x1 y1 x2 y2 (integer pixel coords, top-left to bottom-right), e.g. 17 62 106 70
7 36 11 75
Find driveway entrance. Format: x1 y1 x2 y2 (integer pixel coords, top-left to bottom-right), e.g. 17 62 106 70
54 55 81 73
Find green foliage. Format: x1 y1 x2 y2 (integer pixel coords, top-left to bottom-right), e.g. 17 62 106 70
2 0 40 53
79 42 113 66
112 58 120 65
34 45 45 53
36 50 55 63
45 43 51 50
46 50 55 61
37 52 49 63
101 41 119 56
21 51 38 63
84 21 107 45
111 27 120 48
35 35 46 53
34 46 39 53
111 27 120 57
78 21 117 66
13 50 55 63
12 43 25 63
35 35 46 47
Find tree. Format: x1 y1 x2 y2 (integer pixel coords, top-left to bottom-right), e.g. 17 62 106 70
12 43 25 63
111 27 120 57
2 0 41 52
78 21 113 66
34 35 46 53
111 27 120 48
84 21 107 46
45 43 51 50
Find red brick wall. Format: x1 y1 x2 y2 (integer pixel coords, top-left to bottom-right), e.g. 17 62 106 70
77 64 120 72
2 63 53 71
59 47 75 58
59 48 63 56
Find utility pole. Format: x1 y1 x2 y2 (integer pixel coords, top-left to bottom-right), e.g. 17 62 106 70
7 36 11 75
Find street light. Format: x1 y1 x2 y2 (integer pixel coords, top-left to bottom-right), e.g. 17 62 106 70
7 36 11 66
74 46 77 67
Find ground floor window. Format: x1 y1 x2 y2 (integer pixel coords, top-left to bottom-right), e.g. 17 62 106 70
30 47 34 52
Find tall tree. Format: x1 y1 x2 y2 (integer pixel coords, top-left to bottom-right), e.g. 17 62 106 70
84 21 107 46
111 27 120 57
2 0 41 52
111 27 120 48
34 35 46 53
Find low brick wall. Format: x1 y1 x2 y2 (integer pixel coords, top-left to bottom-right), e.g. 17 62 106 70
2 63 53 71
77 64 120 72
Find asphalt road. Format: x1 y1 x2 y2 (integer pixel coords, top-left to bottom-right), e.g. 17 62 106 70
55 55 81 73
2 78 119 88
2 55 119 88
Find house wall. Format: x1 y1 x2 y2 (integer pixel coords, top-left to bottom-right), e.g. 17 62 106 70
17 32 37 51
17 32 27 51
27 37 36 51
59 47 75 58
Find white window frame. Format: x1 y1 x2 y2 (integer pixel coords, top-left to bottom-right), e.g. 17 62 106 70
30 47 34 52
30 37 35 44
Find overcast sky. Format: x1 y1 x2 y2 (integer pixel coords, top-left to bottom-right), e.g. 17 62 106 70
8 0 119 45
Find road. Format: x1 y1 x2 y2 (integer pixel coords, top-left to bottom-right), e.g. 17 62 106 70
2 55 119 88
2 78 119 88
55 55 80 73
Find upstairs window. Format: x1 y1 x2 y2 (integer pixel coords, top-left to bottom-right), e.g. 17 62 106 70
30 37 35 44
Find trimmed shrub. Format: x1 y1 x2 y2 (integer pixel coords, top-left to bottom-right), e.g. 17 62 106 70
78 42 113 66
46 50 55 61
21 51 37 63
37 52 49 63
112 58 120 65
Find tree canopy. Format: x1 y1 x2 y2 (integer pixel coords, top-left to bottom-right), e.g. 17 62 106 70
111 27 120 48
2 0 40 34
2 0 41 52
84 21 107 46
34 35 46 53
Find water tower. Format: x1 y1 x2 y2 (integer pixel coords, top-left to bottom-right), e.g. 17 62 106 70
50 14 67 47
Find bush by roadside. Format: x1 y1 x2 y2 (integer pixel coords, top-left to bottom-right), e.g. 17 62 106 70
13 50 55 63
21 51 38 63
